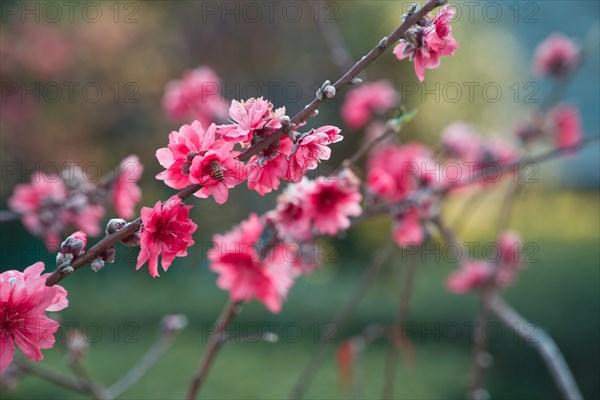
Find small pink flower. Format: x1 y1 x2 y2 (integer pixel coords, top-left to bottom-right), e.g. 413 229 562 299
287 126 343 183
533 33 580 79
113 155 144 219
441 122 483 162
162 66 228 126
267 178 315 241
367 143 435 201
217 98 285 144
247 138 292 195
1 262 68 372
136 196 198 278
394 6 458 82
8 173 67 250
496 231 523 286
73 204 106 237
208 214 295 313
341 80 398 130
306 175 362 236
552 105 582 150
446 261 491 294
393 209 425 248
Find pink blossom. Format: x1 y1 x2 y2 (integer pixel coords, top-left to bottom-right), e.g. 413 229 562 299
1 262 68 372
247 138 292 195
393 6 458 82
341 81 398 129
136 196 197 278
367 143 435 201
307 175 362 236
73 204 106 237
217 98 285 144
8 173 67 249
393 209 425 247
441 122 482 162
156 121 247 203
113 155 144 219
496 231 523 286
267 178 315 241
208 214 295 313
552 105 582 150
162 66 228 126
533 33 580 79
287 126 343 183
446 261 491 294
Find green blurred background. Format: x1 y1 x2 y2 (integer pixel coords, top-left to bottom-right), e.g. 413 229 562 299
1 1 598 399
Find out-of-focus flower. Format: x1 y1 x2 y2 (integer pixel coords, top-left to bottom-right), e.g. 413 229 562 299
441 122 482 162
136 196 197 278
208 214 295 313
341 81 398 130
532 33 580 79
551 105 582 150
446 261 490 293
113 155 143 219
8 173 67 249
267 178 315 241
393 6 459 82
0 263 68 372
163 67 228 126
496 231 524 286
393 209 425 247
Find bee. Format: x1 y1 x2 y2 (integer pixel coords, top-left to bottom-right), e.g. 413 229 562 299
209 159 224 181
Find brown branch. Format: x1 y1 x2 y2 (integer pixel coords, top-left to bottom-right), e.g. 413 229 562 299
490 296 583 400
289 239 395 400
12 358 100 395
187 300 240 399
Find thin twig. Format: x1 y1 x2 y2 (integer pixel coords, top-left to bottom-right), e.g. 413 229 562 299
108 321 185 399
382 250 419 399
289 239 395 400
12 358 97 395
187 300 240 399
490 296 583 400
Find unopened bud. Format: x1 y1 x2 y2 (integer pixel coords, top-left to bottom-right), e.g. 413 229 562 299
280 115 291 127
350 77 363 85
59 231 87 257
106 218 127 235
121 232 140 247
161 314 188 333
322 85 336 99
66 330 89 363
90 258 105 272
378 36 389 49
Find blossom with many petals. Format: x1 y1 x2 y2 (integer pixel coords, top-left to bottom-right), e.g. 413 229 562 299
162 66 227 126
247 138 293 195
533 33 580 79
1 262 68 372
217 98 284 145
287 126 343 183
393 6 458 82
306 174 362 236
136 196 197 277
341 81 398 130
113 155 144 219
208 214 295 313
267 178 315 241
156 121 247 203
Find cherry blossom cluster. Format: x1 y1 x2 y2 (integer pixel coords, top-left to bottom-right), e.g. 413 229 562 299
156 97 343 202
8 156 143 250
207 170 362 312
446 231 524 293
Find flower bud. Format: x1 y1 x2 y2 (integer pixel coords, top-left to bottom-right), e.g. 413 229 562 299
322 85 336 99
161 314 188 333
90 258 105 272
59 231 87 257
106 218 127 235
